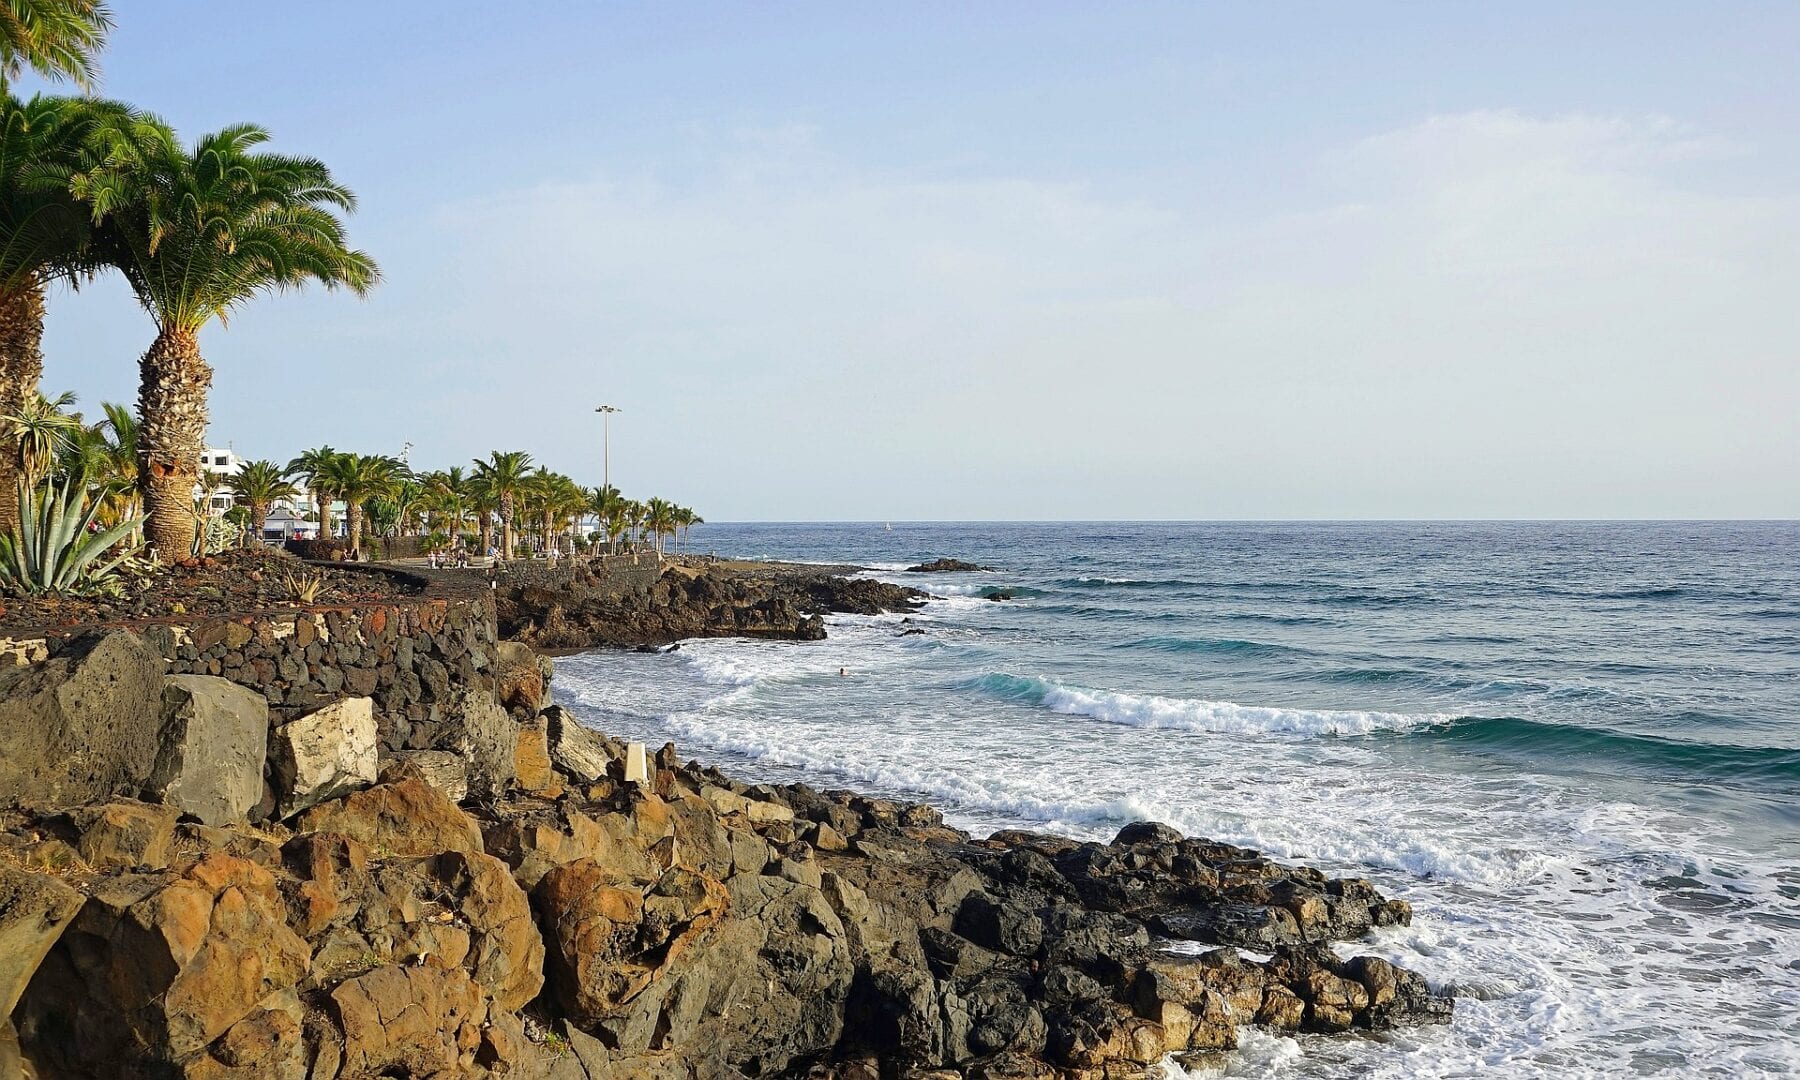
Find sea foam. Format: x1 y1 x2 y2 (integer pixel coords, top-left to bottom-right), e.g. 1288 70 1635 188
972 672 1447 736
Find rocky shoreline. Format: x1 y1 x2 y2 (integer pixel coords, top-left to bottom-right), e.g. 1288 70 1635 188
496 558 926 651
0 557 1452 1079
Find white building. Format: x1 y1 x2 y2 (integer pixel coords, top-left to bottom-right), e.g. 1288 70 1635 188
197 447 240 518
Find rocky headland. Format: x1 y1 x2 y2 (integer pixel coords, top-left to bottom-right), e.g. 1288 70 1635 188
496 558 926 651
0 555 1451 1079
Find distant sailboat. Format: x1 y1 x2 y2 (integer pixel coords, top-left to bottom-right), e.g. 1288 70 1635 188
884 522 893 531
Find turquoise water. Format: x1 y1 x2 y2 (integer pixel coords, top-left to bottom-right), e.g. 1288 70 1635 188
555 522 1800 1078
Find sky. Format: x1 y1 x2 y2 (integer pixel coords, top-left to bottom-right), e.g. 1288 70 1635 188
27 2 1800 520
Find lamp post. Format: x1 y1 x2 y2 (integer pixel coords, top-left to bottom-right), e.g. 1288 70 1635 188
594 405 620 492
595 405 620 549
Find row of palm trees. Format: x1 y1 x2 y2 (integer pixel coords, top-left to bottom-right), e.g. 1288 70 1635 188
230 446 702 562
0 4 375 560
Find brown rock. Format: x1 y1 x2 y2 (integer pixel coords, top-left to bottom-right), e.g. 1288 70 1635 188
385 749 468 802
483 805 658 891
72 799 181 871
809 820 849 852
495 640 553 714
19 853 311 1067
514 717 563 798
281 832 372 938
0 866 84 1016
430 850 545 1011
179 991 307 1079
543 704 621 782
328 963 488 1077
294 766 483 857
536 859 729 1023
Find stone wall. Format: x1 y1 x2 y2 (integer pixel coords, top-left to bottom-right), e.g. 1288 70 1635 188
498 551 666 598
0 573 497 755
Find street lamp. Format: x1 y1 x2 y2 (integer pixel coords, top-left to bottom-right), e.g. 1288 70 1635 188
594 405 620 494
595 405 621 554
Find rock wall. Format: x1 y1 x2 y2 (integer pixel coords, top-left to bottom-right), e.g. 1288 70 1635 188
0 580 497 755
498 551 666 598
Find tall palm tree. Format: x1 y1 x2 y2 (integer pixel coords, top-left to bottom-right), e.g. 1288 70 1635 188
589 484 624 553
644 496 679 557
675 506 703 550
285 444 337 538
224 459 294 548
320 451 401 560
550 473 585 555
523 467 581 555
470 449 531 559
623 499 647 551
0 95 154 530
422 465 468 546
0 0 113 89
84 123 377 558
0 1 115 529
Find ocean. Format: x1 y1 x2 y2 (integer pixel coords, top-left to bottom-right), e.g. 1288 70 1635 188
552 521 1800 1079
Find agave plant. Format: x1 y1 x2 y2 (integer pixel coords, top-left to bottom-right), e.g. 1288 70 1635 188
189 508 237 558
0 475 142 595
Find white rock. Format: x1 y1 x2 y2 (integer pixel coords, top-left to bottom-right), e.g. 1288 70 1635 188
624 741 649 784
272 697 377 818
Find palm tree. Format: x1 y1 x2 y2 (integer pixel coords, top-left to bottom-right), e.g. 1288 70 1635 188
0 2 116 530
285 444 338 538
224 459 295 548
64 398 134 528
470 450 531 559
0 385 75 486
320 451 401 560
85 123 376 558
0 95 154 531
0 0 114 89
675 506 703 550
644 497 680 557
523 467 581 555
391 478 422 536
589 484 625 553
55 407 105 479
419 466 468 550
467 476 496 558
529 470 582 556
623 499 647 551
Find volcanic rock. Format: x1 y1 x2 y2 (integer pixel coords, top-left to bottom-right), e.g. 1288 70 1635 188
270 697 379 818
148 675 270 826
0 866 83 1017
0 631 166 809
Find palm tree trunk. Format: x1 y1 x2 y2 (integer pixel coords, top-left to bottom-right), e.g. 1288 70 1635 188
347 503 364 560
246 499 270 547
136 327 211 561
499 497 515 559
0 279 47 535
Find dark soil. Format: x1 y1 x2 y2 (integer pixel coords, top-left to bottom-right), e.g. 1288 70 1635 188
0 548 422 632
